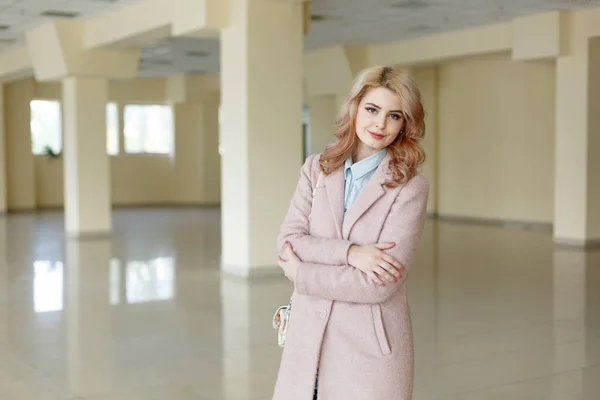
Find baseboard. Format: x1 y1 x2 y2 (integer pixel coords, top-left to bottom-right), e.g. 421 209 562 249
66 230 113 240
431 213 553 232
4 208 39 214
113 203 220 209
221 263 284 281
553 237 600 249
6 203 221 214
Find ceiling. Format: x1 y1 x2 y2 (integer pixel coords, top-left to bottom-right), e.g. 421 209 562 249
0 0 599 77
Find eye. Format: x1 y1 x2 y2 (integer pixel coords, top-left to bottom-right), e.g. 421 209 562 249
366 107 377 114
390 113 402 120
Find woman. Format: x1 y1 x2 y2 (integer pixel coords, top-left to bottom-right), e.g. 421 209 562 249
273 65 429 400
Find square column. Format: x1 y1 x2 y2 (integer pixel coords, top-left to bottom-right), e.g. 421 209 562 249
220 0 304 276
554 37 600 247
62 76 111 237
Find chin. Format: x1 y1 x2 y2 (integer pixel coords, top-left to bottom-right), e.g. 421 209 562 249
369 140 387 150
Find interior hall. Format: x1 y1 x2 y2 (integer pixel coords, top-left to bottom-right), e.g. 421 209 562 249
0 0 599 399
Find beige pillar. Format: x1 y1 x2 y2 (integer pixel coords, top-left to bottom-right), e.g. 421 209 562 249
307 95 337 155
0 84 6 213
117 103 125 155
66 238 112 396
62 77 111 237
554 37 600 247
220 0 304 276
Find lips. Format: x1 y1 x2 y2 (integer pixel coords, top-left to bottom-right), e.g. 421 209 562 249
368 130 385 140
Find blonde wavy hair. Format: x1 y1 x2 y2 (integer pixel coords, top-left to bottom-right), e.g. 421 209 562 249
319 65 426 187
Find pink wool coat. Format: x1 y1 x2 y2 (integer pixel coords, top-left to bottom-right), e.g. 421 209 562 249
272 153 429 400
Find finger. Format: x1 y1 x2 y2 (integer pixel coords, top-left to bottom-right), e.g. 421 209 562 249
367 271 385 286
374 242 396 250
381 253 405 273
284 241 297 257
285 244 300 262
376 264 399 283
376 258 401 278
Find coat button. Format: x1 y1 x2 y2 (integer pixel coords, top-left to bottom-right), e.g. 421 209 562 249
319 310 327 319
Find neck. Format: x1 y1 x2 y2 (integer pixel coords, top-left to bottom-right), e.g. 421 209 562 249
354 143 377 163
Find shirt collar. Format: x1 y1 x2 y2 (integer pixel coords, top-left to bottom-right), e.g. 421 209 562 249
344 149 387 180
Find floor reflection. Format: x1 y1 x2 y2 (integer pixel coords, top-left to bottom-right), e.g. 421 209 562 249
112 257 175 305
0 208 598 400
33 260 64 313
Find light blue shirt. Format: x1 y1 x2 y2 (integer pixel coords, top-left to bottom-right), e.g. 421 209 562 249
343 149 387 215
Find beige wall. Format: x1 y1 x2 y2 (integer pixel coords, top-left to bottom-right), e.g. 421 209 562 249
303 53 554 224
0 84 6 213
412 66 438 214
436 52 555 223
5 78 221 211
5 79 36 211
307 95 337 155
0 47 560 225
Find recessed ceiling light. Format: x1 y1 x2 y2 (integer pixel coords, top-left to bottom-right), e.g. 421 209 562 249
310 14 338 22
406 25 432 33
139 58 172 66
186 51 209 58
41 10 79 18
391 0 430 10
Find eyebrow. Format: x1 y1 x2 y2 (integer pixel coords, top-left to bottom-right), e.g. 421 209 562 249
366 102 403 114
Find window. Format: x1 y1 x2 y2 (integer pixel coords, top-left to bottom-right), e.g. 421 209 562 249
106 102 119 155
30 100 62 155
31 100 121 155
124 104 174 154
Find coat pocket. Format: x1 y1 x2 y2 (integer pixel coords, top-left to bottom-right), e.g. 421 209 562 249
371 304 391 355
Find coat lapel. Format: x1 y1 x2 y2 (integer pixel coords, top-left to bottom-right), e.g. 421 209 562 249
324 166 345 239
342 153 393 239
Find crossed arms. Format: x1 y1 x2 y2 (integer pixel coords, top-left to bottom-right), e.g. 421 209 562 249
277 155 429 304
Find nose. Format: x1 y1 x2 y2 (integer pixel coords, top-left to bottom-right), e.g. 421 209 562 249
375 115 386 129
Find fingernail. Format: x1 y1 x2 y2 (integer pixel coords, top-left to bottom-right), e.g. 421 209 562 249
393 278 397 283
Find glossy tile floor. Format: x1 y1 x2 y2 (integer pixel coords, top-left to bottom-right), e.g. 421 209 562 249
0 208 599 400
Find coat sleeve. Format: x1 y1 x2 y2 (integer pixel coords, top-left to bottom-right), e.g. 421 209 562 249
294 175 429 304
277 154 354 266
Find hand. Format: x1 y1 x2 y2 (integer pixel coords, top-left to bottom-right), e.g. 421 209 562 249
347 242 405 286
277 241 301 282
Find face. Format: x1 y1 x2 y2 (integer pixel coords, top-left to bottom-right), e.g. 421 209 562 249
354 86 405 158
